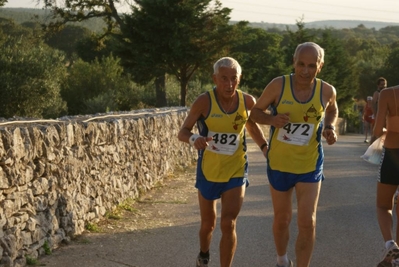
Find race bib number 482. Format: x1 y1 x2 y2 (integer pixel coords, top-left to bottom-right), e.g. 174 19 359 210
206 131 240 155
276 122 314 146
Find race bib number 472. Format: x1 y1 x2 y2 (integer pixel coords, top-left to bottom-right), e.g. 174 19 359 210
276 122 314 146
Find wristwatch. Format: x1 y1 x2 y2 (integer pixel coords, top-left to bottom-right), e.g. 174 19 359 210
324 125 335 130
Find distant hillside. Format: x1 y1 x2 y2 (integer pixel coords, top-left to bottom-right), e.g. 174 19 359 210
305 20 399 30
237 20 399 31
0 7 105 32
1 7 399 32
0 7 54 23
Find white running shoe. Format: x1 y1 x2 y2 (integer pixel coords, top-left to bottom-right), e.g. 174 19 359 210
378 241 399 266
276 259 293 267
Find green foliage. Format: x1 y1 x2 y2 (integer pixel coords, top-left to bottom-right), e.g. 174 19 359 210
43 241 52 255
61 55 132 115
75 34 115 62
166 77 209 107
117 198 136 212
354 41 389 90
105 212 122 220
118 82 157 110
45 25 94 59
282 19 316 67
85 222 100 232
84 92 116 114
229 23 288 93
382 44 399 85
317 30 358 116
25 255 39 265
105 198 138 220
342 101 363 133
0 16 38 40
0 20 67 119
120 0 235 106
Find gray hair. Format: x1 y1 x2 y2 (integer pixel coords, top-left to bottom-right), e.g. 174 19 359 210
213 57 242 75
294 42 325 64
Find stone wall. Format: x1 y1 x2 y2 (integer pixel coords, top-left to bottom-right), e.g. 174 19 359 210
0 107 196 267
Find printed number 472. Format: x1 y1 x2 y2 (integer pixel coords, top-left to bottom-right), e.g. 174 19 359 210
283 123 310 136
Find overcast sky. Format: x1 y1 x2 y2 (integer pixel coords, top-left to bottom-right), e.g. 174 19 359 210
4 0 399 25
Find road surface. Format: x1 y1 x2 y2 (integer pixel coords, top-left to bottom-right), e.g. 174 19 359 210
40 134 386 267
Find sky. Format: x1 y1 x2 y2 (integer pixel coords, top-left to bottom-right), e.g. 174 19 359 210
4 0 399 25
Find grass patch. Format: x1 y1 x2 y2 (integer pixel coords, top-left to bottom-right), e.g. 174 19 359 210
117 198 136 212
26 256 44 266
105 212 122 220
85 223 100 232
43 241 51 255
104 198 138 221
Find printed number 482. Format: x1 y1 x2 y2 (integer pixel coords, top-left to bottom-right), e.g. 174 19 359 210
212 133 237 145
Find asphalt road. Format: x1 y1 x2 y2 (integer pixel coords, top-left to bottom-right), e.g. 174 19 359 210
40 134 386 267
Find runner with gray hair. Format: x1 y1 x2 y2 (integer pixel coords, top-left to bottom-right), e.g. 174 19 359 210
178 57 268 267
250 42 338 267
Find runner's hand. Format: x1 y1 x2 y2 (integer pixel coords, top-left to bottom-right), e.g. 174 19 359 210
323 129 337 145
193 136 213 150
272 113 290 128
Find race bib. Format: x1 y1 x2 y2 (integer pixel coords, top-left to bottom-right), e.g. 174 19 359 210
206 131 240 155
276 122 314 146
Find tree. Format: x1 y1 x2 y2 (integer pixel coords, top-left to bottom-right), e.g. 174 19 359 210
383 42 399 85
41 0 168 106
42 0 236 106
352 40 389 97
75 34 115 63
229 22 287 95
0 0 7 7
0 31 67 118
61 55 132 115
42 0 125 37
0 19 67 119
119 0 234 106
282 19 315 68
45 25 94 60
318 30 357 114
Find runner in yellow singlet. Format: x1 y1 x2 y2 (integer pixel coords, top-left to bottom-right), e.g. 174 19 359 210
250 42 338 267
178 57 268 267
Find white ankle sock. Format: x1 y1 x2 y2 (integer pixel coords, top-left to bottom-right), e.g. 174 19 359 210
277 254 288 266
386 240 395 249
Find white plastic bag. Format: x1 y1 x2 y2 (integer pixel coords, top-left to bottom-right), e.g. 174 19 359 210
361 135 385 165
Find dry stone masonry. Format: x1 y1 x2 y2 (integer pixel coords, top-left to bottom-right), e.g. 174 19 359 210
0 107 196 267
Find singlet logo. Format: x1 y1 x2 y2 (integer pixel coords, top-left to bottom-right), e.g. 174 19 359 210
303 104 321 122
232 112 246 130
211 113 223 118
282 99 294 105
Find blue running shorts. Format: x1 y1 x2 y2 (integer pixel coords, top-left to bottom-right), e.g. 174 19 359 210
267 166 324 191
195 176 249 200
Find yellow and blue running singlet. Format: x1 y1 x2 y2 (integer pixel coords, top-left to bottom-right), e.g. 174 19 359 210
196 89 249 183
268 74 326 174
